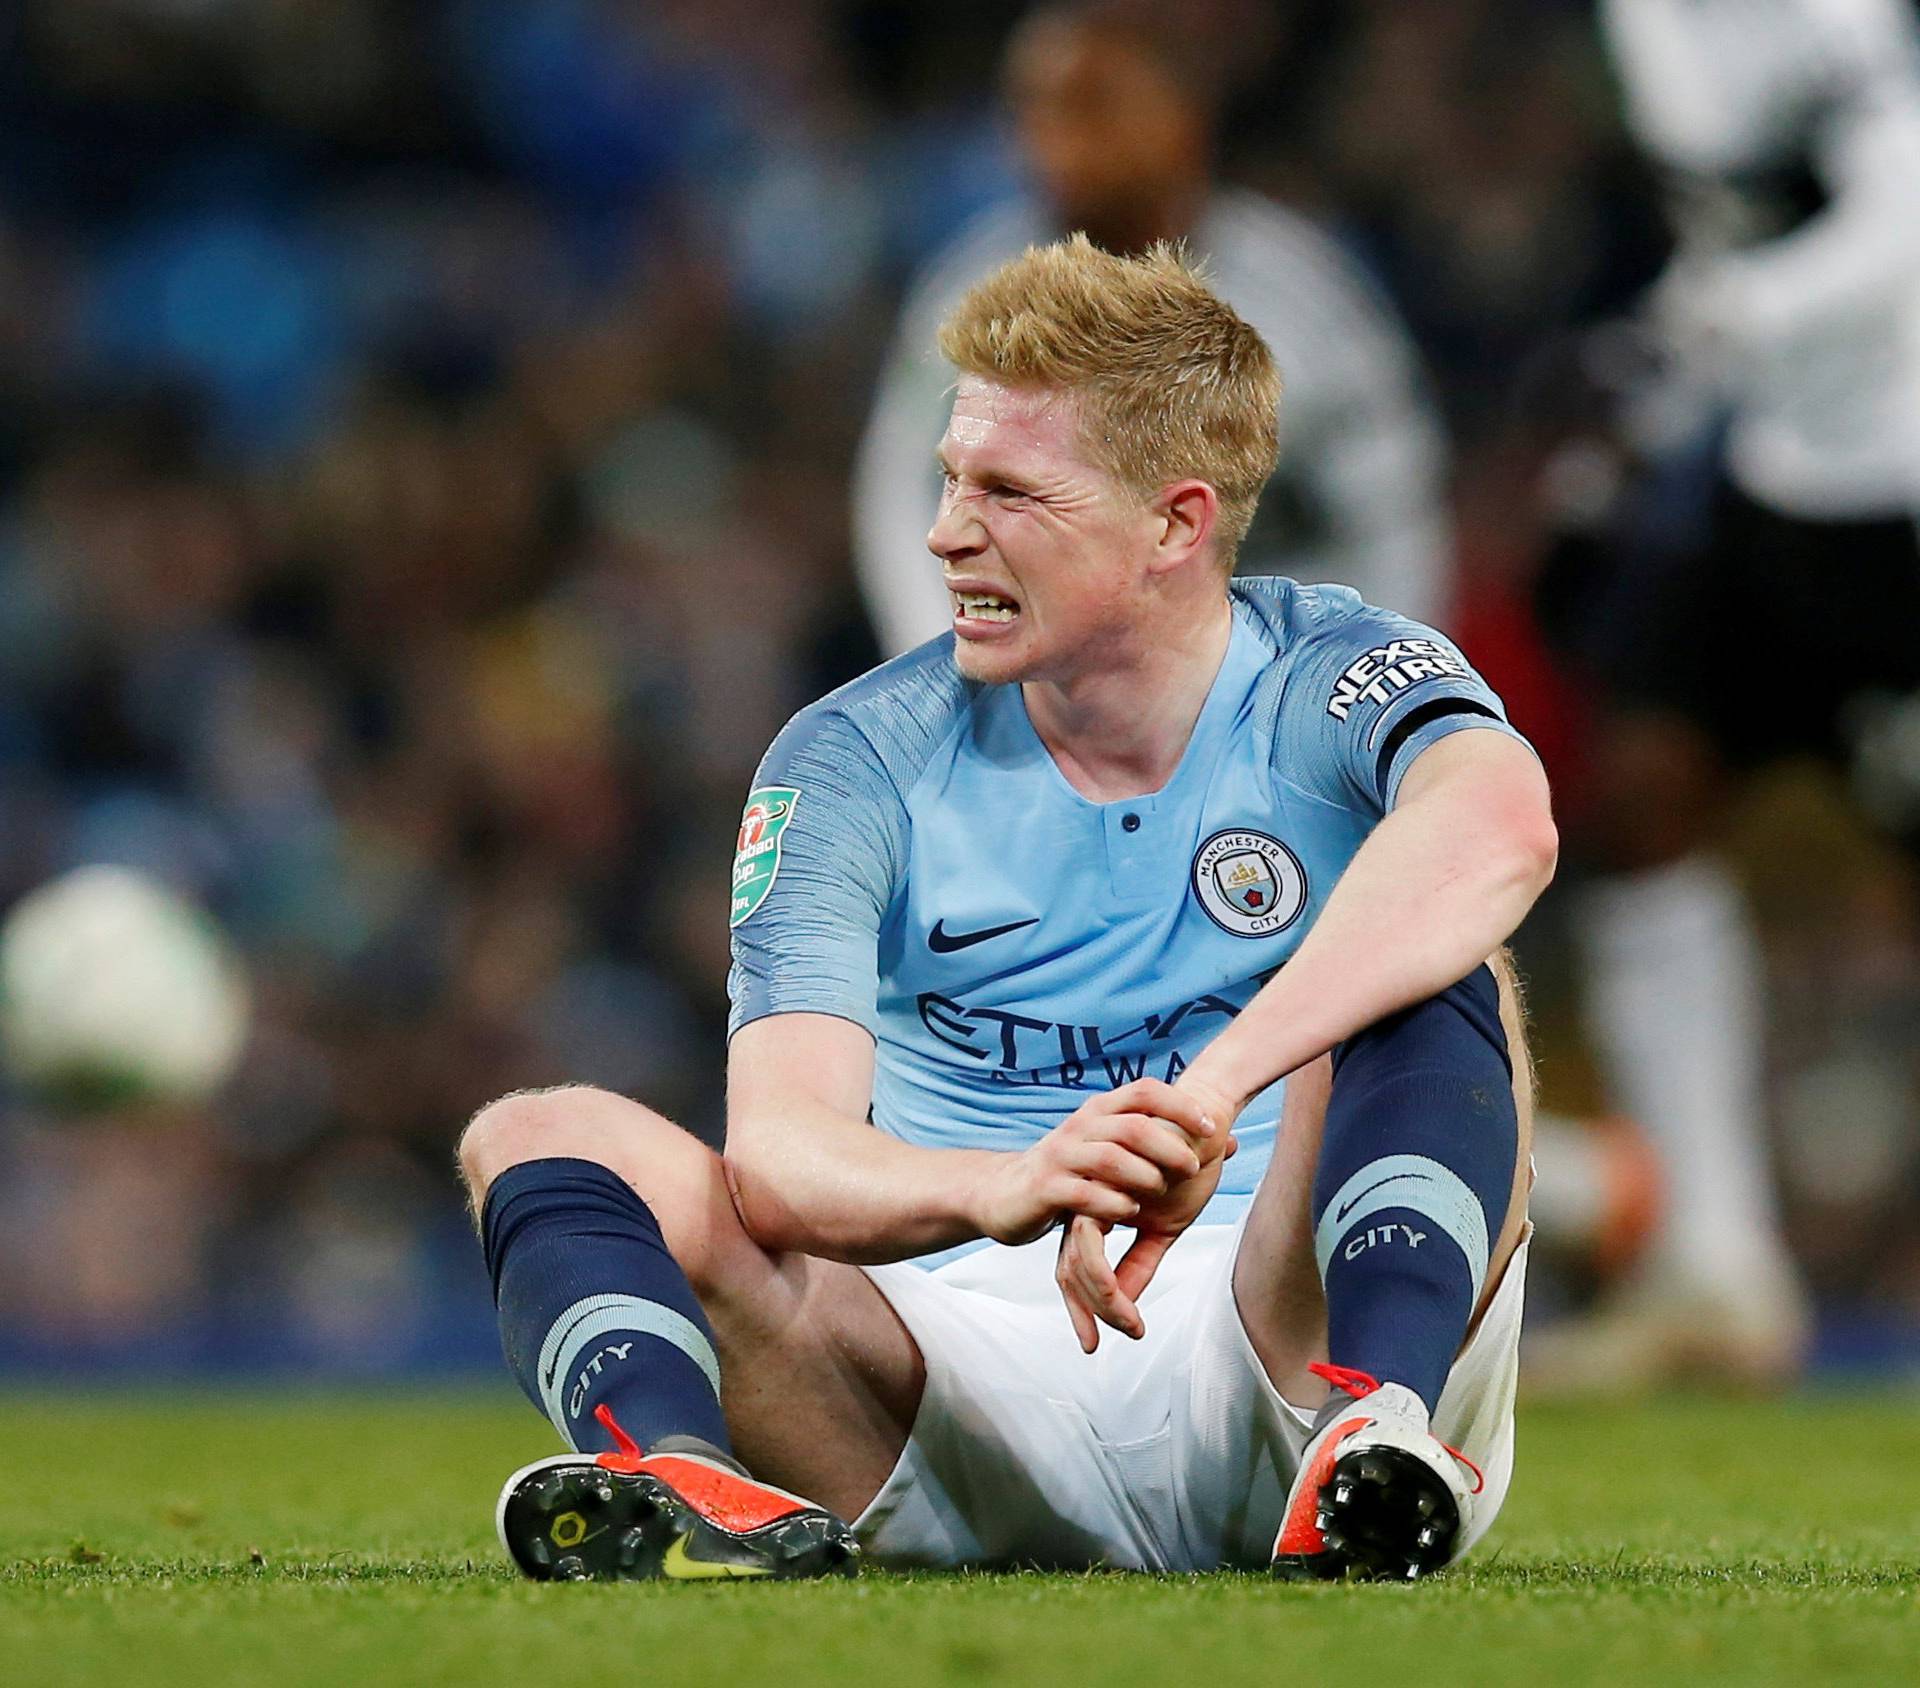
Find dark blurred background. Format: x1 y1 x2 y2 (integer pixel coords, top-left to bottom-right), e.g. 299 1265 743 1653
0 0 1913 1383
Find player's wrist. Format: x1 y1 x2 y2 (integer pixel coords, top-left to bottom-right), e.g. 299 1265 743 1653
1184 958 1354 1111
1178 1057 1261 1127
957 1147 1036 1245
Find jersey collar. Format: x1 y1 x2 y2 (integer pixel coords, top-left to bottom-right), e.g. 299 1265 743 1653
1002 609 1267 809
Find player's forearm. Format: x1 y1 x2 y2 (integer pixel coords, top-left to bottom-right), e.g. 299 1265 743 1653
1183 764 1556 1112
725 1105 998 1265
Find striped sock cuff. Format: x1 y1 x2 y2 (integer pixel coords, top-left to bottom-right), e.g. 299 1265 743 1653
1314 1153 1490 1303
536 1294 722 1450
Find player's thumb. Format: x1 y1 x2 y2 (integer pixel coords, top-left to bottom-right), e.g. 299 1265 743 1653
1115 1230 1175 1303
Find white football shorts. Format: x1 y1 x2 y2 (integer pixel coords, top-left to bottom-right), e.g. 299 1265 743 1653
853 1219 1528 1570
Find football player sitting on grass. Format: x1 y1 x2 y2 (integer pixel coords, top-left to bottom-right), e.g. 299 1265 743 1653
459 236 1554 1582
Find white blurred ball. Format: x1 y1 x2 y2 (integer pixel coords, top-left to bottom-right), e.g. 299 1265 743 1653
0 865 251 1107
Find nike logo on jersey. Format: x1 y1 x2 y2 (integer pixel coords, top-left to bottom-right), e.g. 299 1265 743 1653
1336 1171 1429 1223
927 917 1039 954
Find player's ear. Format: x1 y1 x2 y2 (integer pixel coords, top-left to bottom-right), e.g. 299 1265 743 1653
1149 479 1219 575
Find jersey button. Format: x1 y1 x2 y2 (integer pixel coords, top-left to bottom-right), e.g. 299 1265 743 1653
1121 812 1141 833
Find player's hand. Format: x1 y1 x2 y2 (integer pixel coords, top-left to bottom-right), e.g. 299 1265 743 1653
1056 1074 1244 1353
969 1079 1223 1249
1125 1069 1243 1248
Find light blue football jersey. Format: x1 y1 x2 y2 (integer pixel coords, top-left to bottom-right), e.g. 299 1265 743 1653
727 578 1530 1262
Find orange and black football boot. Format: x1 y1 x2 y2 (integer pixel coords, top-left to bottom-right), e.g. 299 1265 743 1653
496 1405 859 1582
1271 1364 1483 1582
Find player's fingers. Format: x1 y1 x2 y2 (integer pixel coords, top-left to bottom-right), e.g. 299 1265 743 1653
1057 1177 1140 1225
1100 1113 1204 1179
1105 1079 1215 1143
1063 1281 1100 1354
1056 1225 1103 1354
1114 1229 1177 1305
1068 1138 1170 1196
1065 1215 1143 1341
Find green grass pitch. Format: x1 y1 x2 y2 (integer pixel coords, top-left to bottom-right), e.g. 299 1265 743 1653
3 1390 1916 1687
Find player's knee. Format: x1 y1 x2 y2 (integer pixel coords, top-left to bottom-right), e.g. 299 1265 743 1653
457 1085 757 1299
457 1084 683 1205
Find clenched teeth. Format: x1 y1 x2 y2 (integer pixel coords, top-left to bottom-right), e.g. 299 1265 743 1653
953 591 1018 622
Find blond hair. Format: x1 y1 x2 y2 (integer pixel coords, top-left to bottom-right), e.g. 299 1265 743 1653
937 234 1280 563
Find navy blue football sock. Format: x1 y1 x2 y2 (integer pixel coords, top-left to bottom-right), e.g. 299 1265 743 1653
1312 965 1518 1416
480 1156 731 1457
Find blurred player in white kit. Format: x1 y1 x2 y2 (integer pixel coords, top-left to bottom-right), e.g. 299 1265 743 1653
1543 0 1920 1384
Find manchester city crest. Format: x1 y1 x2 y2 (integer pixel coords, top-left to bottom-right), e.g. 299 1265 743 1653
1191 828 1308 937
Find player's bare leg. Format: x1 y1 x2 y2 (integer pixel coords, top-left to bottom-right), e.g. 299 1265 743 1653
1233 953 1533 1578
458 1087 925 1574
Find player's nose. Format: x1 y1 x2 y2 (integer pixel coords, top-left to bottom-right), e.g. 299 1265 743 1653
926 499 985 563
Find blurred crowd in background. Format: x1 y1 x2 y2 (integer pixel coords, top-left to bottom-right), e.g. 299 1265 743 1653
0 0 1915 1379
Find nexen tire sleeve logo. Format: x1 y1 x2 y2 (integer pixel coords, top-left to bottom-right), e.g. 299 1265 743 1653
1191 829 1308 937
1325 638 1471 722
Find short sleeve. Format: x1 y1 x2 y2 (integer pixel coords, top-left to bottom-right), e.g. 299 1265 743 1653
726 704 907 1039
1276 611 1534 815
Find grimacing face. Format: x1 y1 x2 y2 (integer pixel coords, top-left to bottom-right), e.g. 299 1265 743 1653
928 376 1162 687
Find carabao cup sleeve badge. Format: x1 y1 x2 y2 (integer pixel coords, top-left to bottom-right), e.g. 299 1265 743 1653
730 786 801 928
